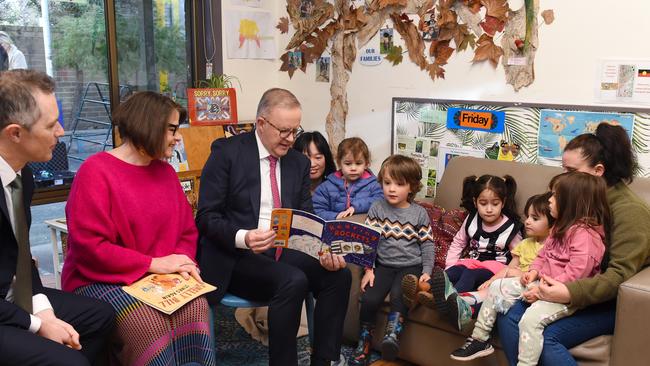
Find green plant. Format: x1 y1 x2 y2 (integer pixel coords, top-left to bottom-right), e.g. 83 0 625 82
199 74 241 90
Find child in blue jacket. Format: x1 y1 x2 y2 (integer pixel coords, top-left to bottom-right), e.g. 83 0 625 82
313 137 384 220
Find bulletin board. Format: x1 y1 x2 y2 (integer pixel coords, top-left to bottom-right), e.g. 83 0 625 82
391 97 650 199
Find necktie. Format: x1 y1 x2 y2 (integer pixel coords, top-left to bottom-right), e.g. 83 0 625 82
268 156 282 260
10 177 33 313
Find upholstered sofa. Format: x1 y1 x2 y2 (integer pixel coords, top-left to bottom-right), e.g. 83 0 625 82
342 156 650 366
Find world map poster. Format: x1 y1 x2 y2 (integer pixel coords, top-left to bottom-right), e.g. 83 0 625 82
537 109 634 161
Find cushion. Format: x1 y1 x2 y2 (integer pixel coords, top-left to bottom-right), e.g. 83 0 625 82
416 201 467 270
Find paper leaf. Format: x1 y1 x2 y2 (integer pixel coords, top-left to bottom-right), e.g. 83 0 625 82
279 52 297 78
437 8 457 27
434 41 454 66
464 0 482 13
480 0 508 22
276 17 289 34
378 0 407 10
472 33 503 68
479 15 505 37
457 31 476 52
541 9 555 25
428 62 445 79
385 45 403 66
391 13 427 70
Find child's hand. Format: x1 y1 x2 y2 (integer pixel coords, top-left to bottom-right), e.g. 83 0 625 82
361 269 375 292
336 207 355 219
478 278 494 290
520 270 538 286
419 273 430 283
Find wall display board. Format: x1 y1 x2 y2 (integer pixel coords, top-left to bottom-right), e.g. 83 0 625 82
391 97 650 199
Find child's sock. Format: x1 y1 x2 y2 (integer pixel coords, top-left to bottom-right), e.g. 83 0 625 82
459 291 484 306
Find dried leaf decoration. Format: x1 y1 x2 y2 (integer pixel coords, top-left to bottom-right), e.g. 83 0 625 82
480 15 505 36
480 0 508 22
433 40 454 65
279 51 297 78
391 13 427 70
276 17 290 34
385 45 403 66
472 33 503 68
378 0 407 10
541 9 555 25
463 0 482 13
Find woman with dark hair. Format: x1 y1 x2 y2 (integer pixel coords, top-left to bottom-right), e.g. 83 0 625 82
62 91 215 366
293 131 336 193
496 123 650 365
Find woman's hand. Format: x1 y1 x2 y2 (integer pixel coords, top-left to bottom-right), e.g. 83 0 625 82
336 207 355 219
523 285 541 303
538 275 572 304
361 269 375 292
150 254 203 283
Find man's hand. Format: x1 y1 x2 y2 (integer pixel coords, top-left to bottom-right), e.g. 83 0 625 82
319 252 347 271
149 254 202 282
361 269 374 292
336 207 355 219
36 311 81 350
419 273 431 283
538 275 572 304
245 229 276 254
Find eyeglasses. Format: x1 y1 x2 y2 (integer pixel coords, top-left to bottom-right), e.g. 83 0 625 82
167 123 180 136
261 117 304 139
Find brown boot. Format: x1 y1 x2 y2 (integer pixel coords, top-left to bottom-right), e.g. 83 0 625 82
417 290 436 309
401 274 419 309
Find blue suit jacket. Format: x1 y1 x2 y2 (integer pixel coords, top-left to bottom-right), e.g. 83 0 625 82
196 132 313 302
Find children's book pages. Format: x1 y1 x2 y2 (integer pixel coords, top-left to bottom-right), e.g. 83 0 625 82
271 208 381 268
123 273 217 315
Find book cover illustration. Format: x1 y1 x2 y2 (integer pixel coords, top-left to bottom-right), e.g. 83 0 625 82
167 133 189 172
122 273 216 315
187 88 238 125
271 208 381 268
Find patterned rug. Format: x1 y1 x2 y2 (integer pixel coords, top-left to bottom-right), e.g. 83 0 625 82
214 306 381 365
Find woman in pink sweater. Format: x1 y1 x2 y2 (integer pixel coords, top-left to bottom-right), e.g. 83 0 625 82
62 92 215 366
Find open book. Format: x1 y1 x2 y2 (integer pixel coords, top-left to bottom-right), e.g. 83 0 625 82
123 273 217 315
271 209 381 268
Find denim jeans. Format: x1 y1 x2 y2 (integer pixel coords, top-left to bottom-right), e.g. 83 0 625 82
495 299 616 366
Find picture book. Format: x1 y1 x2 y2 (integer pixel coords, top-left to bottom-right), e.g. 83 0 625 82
187 88 238 125
271 209 381 268
122 273 217 315
167 133 189 172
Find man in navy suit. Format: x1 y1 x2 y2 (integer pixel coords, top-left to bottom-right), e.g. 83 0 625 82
0 69 114 365
197 88 351 366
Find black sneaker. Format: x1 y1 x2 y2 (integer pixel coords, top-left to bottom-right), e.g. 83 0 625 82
450 337 494 361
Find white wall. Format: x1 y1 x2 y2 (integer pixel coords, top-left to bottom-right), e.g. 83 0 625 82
222 0 650 172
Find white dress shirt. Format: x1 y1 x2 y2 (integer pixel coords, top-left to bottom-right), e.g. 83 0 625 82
234 130 282 249
0 156 53 332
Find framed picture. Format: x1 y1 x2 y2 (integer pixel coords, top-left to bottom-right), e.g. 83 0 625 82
187 88 238 125
178 174 199 216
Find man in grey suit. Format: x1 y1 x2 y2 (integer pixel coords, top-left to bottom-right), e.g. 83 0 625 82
0 69 114 365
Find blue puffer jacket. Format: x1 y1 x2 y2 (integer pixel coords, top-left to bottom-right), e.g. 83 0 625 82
313 170 384 220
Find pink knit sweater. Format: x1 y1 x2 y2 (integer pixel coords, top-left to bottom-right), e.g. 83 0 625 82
62 152 198 292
